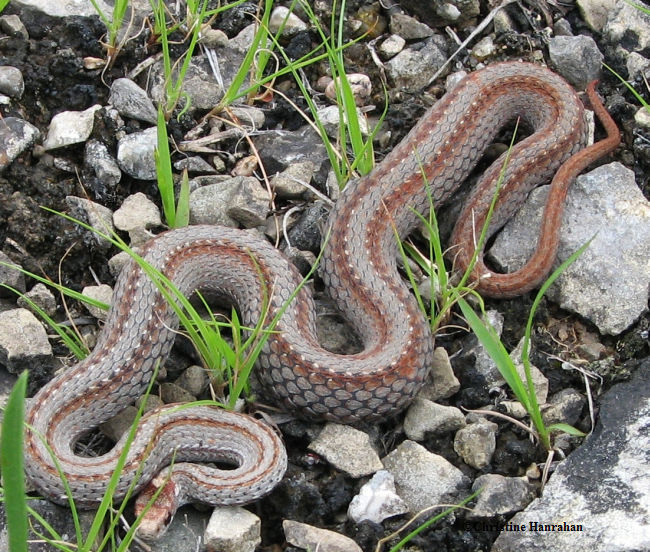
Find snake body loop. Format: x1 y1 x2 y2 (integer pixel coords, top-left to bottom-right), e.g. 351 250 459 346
23 62 619 538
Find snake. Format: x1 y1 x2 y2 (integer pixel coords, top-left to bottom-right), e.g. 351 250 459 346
23 61 620 538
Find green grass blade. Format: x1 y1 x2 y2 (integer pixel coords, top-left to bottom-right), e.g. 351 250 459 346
217 0 274 109
624 0 650 15
388 489 480 552
603 62 650 112
175 169 191 228
25 505 74 551
1 371 29 552
0 261 109 312
155 105 176 227
456 296 533 412
547 423 586 436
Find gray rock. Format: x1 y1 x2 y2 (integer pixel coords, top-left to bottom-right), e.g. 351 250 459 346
492 360 650 552
269 6 308 36
135 393 164 412
17 283 57 317
0 251 25 297
204 506 261 552
81 284 112 321
382 440 470 512
347 470 409 524
317 105 370 139
324 74 372 106
228 23 257 53
189 176 270 227
635 106 650 130
225 106 265 129
626 52 650 81
253 127 329 175
509 338 548 405
11 0 114 17
108 250 132 278
468 474 537 518
109 78 157 124
459 310 506 388
576 0 617 31
542 388 585 427
386 36 448 92
0 66 24 98
0 14 29 39
453 419 498 470
403 397 466 441
471 36 496 61
604 1 650 55
174 365 209 396
174 156 218 174
309 423 383 478
553 18 573 36
283 520 362 552
1 500 95 552
389 13 434 40
489 163 650 335
65 196 115 251
271 160 317 199
116 127 158 180
159 382 196 404
199 28 228 48
42 105 102 150
378 34 406 59
84 139 122 190
0 367 17 410
285 246 315 276
417 346 461 401
436 2 462 22
113 192 162 238
149 56 224 112
0 308 52 374
99 406 138 442
548 35 604 89
0 117 40 171
286 202 329 251
450 0 480 20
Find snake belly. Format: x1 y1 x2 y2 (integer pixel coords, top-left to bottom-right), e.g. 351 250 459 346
24 62 600 520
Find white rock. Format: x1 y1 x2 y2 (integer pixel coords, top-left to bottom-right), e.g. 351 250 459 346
43 105 101 150
453 419 498 470
81 284 112 321
490 163 650 335
116 127 158 180
403 398 466 441
113 192 162 233
269 6 308 36
204 506 261 552
348 470 409 524
382 440 470 512
0 308 52 373
309 423 383 478
109 78 157 124
283 520 362 552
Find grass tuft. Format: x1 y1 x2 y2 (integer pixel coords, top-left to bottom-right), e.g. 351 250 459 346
1 371 29 552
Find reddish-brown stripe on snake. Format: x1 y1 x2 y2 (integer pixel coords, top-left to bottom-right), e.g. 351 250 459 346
23 62 619 538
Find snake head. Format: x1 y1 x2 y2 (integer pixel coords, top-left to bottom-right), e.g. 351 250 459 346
134 473 180 540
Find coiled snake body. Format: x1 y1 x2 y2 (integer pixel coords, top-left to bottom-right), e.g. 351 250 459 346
23 62 619 538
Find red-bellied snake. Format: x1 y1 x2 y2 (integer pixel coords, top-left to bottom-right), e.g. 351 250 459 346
23 61 620 538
